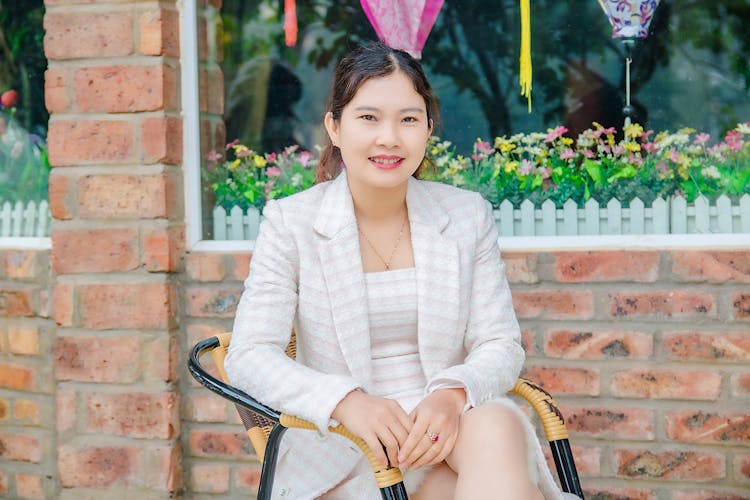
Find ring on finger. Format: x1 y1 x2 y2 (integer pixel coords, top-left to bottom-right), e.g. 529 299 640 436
425 431 439 443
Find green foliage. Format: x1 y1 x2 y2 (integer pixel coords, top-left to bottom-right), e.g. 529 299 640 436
0 109 50 203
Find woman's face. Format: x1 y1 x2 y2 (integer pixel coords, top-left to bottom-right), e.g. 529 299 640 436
325 70 433 191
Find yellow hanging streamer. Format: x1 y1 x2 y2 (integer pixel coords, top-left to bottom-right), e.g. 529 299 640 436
519 0 532 112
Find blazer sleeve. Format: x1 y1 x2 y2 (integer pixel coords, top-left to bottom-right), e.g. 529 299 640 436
424 196 525 407
225 200 361 432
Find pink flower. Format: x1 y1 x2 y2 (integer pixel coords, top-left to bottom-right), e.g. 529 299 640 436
1 89 19 108
205 150 223 162
642 129 654 139
266 152 277 163
475 140 495 155
725 130 743 151
283 145 299 156
539 167 552 179
266 166 282 177
612 145 625 156
642 142 659 153
581 149 595 159
693 133 710 145
471 153 484 161
545 126 568 142
225 139 239 150
669 148 679 163
560 149 575 160
237 149 253 158
298 151 314 167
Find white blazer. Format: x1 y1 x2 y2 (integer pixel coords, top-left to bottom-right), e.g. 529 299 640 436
226 172 544 499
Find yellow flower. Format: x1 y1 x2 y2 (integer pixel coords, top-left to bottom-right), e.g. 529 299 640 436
234 144 249 153
624 142 641 153
676 127 695 135
606 134 616 148
504 160 518 173
253 155 267 168
561 137 574 146
624 123 644 139
500 143 516 153
229 159 241 170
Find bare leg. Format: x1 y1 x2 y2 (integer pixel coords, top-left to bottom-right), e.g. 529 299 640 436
409 462 456 500
445 404 544 500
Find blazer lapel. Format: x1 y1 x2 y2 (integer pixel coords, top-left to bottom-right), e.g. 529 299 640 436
314 173 373 389
406 178 461 378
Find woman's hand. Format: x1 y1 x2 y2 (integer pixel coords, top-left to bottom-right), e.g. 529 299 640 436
331 390 413 470
397 388 466 469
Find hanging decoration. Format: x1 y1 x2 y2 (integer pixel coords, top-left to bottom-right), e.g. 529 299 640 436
284 0 298 47
360 0 445 59
519 0 532 112
596 0 660 126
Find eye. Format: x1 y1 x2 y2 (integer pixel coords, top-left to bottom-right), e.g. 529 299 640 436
359 114 376 121
402 116 418 123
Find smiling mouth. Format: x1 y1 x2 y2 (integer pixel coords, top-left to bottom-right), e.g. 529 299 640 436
369 156 404 169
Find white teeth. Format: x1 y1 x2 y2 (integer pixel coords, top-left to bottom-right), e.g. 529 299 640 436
371 157 401 164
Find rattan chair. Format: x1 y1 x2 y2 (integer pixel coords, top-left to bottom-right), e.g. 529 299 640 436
188 333 584 499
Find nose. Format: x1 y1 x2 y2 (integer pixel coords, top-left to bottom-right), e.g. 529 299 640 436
375 121 400 148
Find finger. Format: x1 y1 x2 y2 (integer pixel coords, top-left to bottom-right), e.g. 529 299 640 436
412 438 443 469
376 427 401 469
363 434 388 469
398 417 428 465
432 430 458 465
404 431 435 468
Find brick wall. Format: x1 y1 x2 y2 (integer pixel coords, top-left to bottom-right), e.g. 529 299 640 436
182 250 750 499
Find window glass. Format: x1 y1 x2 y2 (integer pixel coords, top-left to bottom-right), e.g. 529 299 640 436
199 0 749 240
0 0 49 237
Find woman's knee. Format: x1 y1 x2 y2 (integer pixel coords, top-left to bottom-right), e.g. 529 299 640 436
450 403 529 464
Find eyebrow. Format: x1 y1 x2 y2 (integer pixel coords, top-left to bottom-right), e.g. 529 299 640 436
352 106 426 114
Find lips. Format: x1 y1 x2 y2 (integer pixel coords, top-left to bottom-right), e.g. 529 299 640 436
369 155 404 169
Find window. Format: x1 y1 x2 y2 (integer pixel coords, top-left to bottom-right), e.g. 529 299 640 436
185 0 750 248
0 1 50 241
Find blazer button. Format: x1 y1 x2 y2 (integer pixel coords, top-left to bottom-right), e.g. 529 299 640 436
279 487 287 496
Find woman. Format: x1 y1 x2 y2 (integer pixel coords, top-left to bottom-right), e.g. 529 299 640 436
225 41 573 500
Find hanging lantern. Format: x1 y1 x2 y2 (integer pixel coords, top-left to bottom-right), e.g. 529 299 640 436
360 0 445 59
596 0 660 126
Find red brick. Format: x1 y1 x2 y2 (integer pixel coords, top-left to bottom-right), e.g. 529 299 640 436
665 411 750 444
502 253 539 284
663 332 750 362
186 286 242 318
139 8 180 56
731 373 750 398
141 116 182 164
4 251 45 280
44 12 133 59
142 335 179 382
7 325 40 356
190 463 229 493
521 366 599 396
45 67 69 113
48 173 75 220
207 66 224 115
562 406 654 440
78 283 173 329
584 488 656 500
52 284 74 327
671 251 750 283
51 228 139 273
0 433 42 463
734 453 750 482
512 290 594 320
56 389 76 433
78 174 169 219
0 399 8 421
611 369 721 400
186 253 226 282
14 400 41 425
0 469 7 495
0 287 32 316
85 392 179 439
48 120 134 166
58 445 139 487
143 225 184 272
553 251 659 283
732 292 750 320
186 393 227 422
521 329 535 356
188 429 251 458
231 253 252 281
236 464 262 492
544 329 652 360
142 444 182 492
15 473 44 499
54 336 140 383
609 291 715 318
73 65 175 113
671 491 748 500
613 449 724 480
0 364 34 390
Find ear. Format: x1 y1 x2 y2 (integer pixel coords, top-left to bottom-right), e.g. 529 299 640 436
428 118 434 136
324 111 340 147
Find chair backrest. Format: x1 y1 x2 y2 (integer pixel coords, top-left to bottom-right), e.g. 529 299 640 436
208 331 297 463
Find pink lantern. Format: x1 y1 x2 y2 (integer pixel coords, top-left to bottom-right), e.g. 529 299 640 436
360 0 445 59
596 0 660 38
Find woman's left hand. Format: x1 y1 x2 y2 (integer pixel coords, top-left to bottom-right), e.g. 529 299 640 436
397 387 466 469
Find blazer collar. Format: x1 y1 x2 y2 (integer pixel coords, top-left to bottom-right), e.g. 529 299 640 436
313 171 450 239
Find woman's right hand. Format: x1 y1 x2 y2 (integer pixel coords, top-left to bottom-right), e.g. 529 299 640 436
331 390 413 470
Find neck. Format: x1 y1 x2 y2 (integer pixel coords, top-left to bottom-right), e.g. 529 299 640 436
348 178 408 222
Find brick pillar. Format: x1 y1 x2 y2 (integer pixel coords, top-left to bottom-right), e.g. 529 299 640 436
44 1 184 496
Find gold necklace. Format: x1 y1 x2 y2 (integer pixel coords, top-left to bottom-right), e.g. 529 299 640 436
358 213 409 271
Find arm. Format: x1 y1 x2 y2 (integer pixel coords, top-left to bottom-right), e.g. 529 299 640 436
225 200 361 433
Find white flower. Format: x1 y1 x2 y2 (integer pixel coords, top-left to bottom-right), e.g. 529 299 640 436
701 165 721 179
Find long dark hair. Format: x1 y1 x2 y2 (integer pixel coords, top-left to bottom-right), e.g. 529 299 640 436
317 41 441 183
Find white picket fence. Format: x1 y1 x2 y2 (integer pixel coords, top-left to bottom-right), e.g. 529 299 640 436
213 194 750 240
0 200 52 237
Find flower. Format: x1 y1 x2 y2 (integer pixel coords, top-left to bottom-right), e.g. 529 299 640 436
544 126 568 142
560 149 574 160
0 89 19 108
